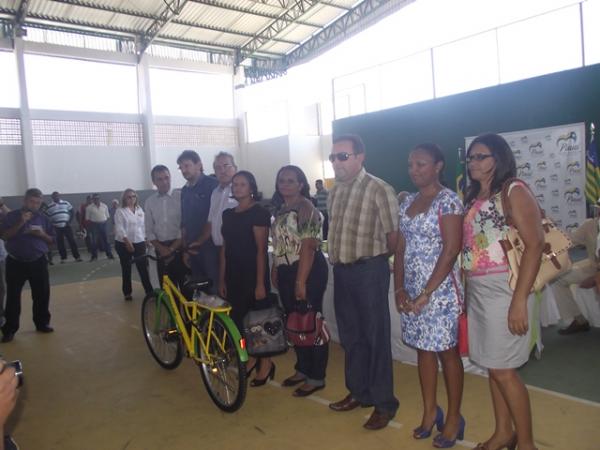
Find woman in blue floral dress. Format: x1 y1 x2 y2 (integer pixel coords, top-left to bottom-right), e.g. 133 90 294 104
394 143 465 448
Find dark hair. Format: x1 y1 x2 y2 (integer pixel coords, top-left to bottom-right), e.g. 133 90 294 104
176 150 201 165
411 143 446 183
316 179 323 184
232 170 261 201
464 133 516 204
333 134 366 154
151 164 169 180
25 188 42 198
272 165 311 211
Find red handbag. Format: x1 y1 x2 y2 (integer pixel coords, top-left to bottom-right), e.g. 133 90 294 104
285 307 330 347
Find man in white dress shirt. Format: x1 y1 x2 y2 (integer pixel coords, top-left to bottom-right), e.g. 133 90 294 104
145 165 184 288
207 152 238 259
85 194 114 261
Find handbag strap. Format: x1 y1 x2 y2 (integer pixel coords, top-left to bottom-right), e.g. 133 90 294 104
500 177 546 227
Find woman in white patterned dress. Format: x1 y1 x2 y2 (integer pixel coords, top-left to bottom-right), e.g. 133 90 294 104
394 143 465 448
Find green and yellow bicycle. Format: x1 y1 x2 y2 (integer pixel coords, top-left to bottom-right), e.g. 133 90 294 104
140 255 248 412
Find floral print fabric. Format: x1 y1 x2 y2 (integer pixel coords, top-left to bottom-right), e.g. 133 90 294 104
399 188 464 351
272 197 322 267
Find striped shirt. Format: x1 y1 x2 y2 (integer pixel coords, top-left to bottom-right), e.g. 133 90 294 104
328 168 398 264
314 189 329 213
45 200 73 228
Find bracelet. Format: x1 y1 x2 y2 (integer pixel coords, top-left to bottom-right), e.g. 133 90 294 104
419 287 433 298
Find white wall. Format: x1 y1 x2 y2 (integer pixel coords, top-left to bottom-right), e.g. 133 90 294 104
34 146 148 194
288 135 325 190
0 146 27 195
242 136 290 198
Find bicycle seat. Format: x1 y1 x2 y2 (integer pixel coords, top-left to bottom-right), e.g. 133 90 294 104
182 277 212 300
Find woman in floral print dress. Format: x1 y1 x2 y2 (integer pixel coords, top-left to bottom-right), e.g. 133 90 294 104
394 143 465 448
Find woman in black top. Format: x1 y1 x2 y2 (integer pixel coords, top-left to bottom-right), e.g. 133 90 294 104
219 171 273 387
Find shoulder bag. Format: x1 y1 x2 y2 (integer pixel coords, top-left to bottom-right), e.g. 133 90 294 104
499 178 573 292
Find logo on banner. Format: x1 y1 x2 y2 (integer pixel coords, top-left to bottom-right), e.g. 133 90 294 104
513 148 522 160
550 205 560 214
554 161 562 169
537 161 547 171
555 219 563 227
568 209 578 218
551 189 560 197
550 174 559 182
529 142 543 155
564 187 583 202
517 163 532 177
534 178 547 189
564 178 573 185
535 193 545 203
566 223 579 233
556 132 580 153
567 161 582 174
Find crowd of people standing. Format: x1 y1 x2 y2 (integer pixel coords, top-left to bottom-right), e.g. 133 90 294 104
3 131 585 450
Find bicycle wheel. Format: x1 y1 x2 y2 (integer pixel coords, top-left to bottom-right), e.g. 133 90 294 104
141 293 183 370
197 314 247 412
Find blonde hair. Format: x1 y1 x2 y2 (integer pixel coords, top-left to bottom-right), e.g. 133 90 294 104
120 188 138 209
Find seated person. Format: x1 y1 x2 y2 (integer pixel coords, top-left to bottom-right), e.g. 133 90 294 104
550 212 598 335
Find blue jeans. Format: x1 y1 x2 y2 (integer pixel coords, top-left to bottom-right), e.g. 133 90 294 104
189 239 218 294
89 221 112 259
333 255 399 415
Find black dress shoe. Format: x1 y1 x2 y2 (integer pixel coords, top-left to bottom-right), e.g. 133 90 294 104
363 410 395 430
282 375 306 387
1 333 14 343
36 325 54 333
293 384 325 397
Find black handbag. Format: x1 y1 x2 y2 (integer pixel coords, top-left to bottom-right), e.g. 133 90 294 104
243 294 287 356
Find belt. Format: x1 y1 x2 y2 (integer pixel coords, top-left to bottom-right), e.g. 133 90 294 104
334 254 385 267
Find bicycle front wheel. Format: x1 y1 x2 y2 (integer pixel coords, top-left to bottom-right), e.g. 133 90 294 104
141 293 183 370
197 315 247 412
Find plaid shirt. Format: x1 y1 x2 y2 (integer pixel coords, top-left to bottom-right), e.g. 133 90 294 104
327 168 398 264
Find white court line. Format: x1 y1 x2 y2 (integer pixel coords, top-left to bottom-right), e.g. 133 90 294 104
526 383 600 408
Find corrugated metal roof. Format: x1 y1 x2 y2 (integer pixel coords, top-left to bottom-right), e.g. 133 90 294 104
0 0 412 73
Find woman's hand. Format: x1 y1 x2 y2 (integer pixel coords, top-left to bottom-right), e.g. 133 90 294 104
125 240 134 253
508 296 529 336
394 288 411 313
255 284 266 301
412 293 430 314
218 283 227 299
295 281 306 301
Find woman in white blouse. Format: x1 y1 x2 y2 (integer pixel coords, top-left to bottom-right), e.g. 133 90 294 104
114 189 153 301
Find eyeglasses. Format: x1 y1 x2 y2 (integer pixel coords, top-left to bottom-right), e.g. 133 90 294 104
466 153 494 163
126 195 137 199
329 152 357 163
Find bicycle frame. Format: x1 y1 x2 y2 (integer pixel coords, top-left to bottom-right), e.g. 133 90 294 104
156 276 248 364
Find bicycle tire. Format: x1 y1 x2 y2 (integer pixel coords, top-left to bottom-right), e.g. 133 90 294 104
197 314 247 412
141 293 183 370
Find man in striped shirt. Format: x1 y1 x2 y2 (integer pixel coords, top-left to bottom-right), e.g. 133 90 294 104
327 134 400 431
46 192 81 263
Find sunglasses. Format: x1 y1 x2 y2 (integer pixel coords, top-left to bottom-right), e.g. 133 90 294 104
466 153 494 163
329 152 357 163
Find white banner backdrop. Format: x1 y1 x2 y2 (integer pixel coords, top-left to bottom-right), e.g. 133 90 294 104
466 123 586 233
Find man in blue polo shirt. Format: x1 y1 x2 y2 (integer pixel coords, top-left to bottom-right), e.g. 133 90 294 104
178 150 219 293
0 188 55 343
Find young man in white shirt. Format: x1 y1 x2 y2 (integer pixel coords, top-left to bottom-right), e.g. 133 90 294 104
85 194 114 261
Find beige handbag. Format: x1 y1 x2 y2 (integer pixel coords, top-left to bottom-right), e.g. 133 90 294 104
499 178 573 292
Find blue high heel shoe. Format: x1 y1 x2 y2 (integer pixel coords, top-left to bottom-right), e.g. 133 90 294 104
432 415 465 448
413 406 444 439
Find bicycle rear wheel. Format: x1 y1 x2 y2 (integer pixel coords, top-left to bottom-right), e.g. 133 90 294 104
197 315 247 412
141 293 183 370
